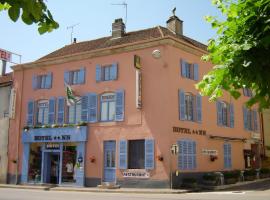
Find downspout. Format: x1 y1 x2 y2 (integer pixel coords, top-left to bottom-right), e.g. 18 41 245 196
15 69 24 184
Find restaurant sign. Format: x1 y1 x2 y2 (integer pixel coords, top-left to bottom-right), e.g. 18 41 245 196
122 169 150 178
173 127 206 136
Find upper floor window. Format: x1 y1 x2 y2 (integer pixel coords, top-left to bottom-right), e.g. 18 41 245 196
37 100 49 125
179 89 202 122
68 101 82 124
181 60 199 81
32 72 52 90
217 101 234 128
64 68 85 85
243 88 253 97
100 93 116 122
243 107 259 132
96 63 118 82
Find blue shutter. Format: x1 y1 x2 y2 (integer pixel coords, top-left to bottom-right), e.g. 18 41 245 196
27 100 34 126
192 141 197 169
64 71 70 84
181 59 187 77
217 101 222 126
224 143 232 169
253 110 259 132
110 63 118 80
96 65 102 82
32 75 38 90
177 141 184 170
182 141 188 170
88 93 97 122
179 89 185 120
57 97 65 124
187 141 193 169
193 63 199 81
243 107 248 130
230 103 234 128
48 98 56 124
145 139 154 169
196 94 202 123
81 95 88 122
115 89 125 121
45 72 52 89
78 68 85 84
119 140 127 169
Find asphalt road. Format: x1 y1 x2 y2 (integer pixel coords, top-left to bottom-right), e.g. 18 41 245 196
0 188 270 200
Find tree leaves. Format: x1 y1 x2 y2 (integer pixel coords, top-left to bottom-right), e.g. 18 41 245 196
8 4 20 21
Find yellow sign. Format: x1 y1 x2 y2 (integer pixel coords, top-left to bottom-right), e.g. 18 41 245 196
134 55 141 69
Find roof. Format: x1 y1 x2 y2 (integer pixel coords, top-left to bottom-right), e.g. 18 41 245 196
0 72 13 85
39 26 207 61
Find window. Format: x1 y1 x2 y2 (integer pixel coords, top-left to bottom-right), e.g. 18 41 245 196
217 101 234 128
96 63 118 82
243 108 259 132
178 140 196 170
100 93 116 122
64 68 85 85
62 143 77 183
68 101 81 124
32 73 52 89
37 100 49 125
243 88 253 97
179 90 202 122
181 60 199 81
224 143 232 169
128 140 145 169
28 144 42 183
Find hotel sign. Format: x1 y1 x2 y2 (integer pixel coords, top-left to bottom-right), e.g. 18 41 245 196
136 70 142 109
173 127 206 136
0 48 12 62
122 169 150 178
9 88 16 119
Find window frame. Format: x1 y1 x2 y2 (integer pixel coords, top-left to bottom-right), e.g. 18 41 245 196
185 93 195 121
36 100 49 125
178 139 196 170
220 101 229 127
128 140 145 169
100 93 116 122
70 70 81 85
67 101 82 124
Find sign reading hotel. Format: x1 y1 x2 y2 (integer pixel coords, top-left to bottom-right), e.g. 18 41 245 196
122 169 150 178
0 48 12 62
173 126 206 136
34 135 71 142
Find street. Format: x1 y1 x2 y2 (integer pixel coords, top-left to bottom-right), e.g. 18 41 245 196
0 188 270 200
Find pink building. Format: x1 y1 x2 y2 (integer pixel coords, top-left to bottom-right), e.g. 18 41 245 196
8 14 262 188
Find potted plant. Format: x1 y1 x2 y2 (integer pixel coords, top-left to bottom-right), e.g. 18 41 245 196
181 178 198 188
202 173 220 186
223 170 241 184
260 168 270 178
244 169 257 181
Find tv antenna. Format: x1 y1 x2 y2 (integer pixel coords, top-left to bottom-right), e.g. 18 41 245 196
111 1 128 26
67 23 79 44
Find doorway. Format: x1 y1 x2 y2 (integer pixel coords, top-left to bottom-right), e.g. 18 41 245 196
43 152 60 184
103 141 116 182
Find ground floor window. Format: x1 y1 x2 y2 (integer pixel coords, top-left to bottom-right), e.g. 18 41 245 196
178 139 196 170
224 143 232 169
62 143 77 183
28 143 42 182
128 140 145 169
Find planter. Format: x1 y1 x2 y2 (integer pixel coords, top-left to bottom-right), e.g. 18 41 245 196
245 175 256 181
225 178 238 185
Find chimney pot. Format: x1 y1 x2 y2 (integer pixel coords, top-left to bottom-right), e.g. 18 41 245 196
166 15 183 35
112 18 125 39
73 38 77 43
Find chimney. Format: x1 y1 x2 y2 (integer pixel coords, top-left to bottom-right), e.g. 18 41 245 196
73 38 77 44
112 18 125 39
0 60 7 76
166 13 183 35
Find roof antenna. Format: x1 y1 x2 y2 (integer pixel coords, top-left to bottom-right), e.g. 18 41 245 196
67 23 79 44
111 1 128 27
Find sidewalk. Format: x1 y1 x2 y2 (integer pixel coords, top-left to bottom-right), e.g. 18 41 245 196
0 184 189 194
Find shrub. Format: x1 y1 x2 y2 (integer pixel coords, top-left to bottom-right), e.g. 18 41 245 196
182 178 197 188
223 170 241 179
244 169 256 177
203 173 219 181
77 121 87 126
260 168 270 174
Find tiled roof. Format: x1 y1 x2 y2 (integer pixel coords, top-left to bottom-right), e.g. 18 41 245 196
0 72 13 85
39 26 207 61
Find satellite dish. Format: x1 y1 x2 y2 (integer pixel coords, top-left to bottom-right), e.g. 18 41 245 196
152 49 161 59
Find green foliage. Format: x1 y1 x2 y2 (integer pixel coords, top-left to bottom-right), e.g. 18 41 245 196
196 0 270 110
244 169 257 176
223 170 241 179
202 173 219 181
260 168 270 174
0 0 59 34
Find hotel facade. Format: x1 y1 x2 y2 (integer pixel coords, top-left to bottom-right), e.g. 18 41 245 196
8 15 262 188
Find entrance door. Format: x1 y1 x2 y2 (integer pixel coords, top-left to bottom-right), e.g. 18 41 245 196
43 152 60 184
103 141 116 182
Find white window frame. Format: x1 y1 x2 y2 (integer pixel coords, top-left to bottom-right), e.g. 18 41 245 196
37 100 49 125
100 93 116 122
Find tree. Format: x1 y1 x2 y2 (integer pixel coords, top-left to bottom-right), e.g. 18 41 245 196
196 0 270 110
0 0 59 34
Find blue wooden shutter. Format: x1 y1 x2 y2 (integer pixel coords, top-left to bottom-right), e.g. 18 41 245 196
88 93 97 122
110 63 118 80
253 110 259 132
217 101 222 126
179 89 185 120
45 72 52 89
115 89 125 121
145 139 154 169
193 63 199 81
196 94 202 123
57 97 65 124
243 107 248 130
230 103 234 128
224 143 232 168
177 141 184 170
27 100 34 126
96 65 102 82
181 59 187 77
182 141 188 170
81 95 88 122
64 71 70 84
78 68 85 84
48 98 56 124
119 140 127 169
192 141 196 169
32 75 38 90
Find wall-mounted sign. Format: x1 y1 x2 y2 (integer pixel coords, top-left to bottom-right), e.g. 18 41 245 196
251 132 261 140
202 149 218 156
9 88 16 119
136 70 142 109
122 169 150 178
173 127 206 136
34 134 71 142
45 143 60 150
134 55 141 69
171 144 179 155
0 48 12 62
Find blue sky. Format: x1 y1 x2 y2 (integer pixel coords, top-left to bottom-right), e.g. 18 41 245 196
0 0 221 72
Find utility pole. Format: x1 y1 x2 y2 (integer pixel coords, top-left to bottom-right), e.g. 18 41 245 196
67 23 79 44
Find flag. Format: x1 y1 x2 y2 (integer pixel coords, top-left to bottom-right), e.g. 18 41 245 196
65 82 81 106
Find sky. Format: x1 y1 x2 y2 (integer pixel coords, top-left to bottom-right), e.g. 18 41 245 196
0 0 221 72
